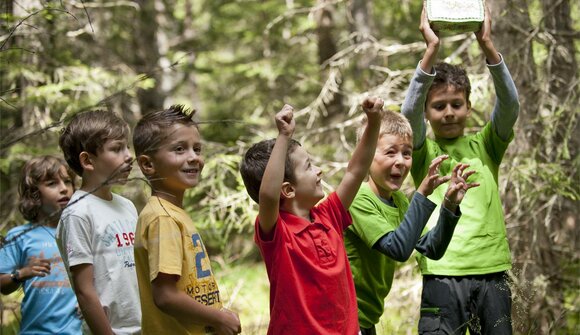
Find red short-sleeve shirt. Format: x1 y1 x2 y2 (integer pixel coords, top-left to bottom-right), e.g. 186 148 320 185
255 192 359 335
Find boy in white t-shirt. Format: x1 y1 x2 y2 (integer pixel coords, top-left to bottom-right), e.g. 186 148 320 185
57 110 141 335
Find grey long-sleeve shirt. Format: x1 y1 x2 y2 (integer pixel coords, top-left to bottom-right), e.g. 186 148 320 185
373 192 460 261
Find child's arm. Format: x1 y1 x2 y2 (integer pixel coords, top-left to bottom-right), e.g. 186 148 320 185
476 5 520 141
372 155 449 261
401 7 438 149
415 163 480 259
152 274 241 335
70 264 115 335
419 6 440 74
258 104 295 235
0 251 52 295
336 97 382 209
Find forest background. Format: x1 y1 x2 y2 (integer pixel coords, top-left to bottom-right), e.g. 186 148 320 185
0 0 578 334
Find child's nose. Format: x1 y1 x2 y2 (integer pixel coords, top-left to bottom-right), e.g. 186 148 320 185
58 181 69 193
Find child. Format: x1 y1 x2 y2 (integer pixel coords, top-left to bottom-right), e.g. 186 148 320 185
132 105 241 335
401 6 520 335
0 155 81 334
57 110 141 335
239 99 382 334
344 110 479 335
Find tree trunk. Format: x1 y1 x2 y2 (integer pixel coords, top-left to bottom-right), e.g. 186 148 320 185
315 0 343 119
493 0 578 332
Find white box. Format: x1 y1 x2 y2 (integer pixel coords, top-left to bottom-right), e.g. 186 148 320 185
426 0 484 33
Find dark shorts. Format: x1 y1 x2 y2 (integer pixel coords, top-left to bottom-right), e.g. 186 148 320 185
360 325 376 335
418 272 512 335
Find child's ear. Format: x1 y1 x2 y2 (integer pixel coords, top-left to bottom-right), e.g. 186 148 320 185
137 155 155 176
280 181 295 199
467 100 472 115
79 151 94 171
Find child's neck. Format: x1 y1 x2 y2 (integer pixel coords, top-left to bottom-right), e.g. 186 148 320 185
80 179 113 201
280 199 313 221
152 190 184 209
36 213 59 228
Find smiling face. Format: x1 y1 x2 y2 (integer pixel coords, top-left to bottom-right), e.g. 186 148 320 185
425 84 471 139
287 146 324 207
145 124 204 206
37 166 74 225
368 134 413 200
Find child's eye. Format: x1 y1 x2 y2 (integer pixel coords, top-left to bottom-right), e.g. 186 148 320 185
174 146 185 152
45 180 56 186
193 146 202 154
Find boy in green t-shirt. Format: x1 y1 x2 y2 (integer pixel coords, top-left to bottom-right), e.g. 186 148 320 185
401 6 520 335
345 110 478 335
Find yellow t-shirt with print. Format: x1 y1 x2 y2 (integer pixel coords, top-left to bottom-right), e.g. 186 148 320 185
135 196 222 335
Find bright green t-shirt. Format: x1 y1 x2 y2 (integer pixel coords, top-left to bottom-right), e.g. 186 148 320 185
412 122 513 275
344 184 409 328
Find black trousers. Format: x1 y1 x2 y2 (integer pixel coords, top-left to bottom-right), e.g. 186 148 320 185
418 272 512 335
360 325 376 335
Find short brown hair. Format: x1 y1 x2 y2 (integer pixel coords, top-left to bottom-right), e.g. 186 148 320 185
133 105 198 157
59 110 129 176
432 62 471 102
357 109 413 144
19 155 75 221
239 138 302 204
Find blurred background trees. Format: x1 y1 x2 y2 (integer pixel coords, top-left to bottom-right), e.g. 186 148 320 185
1 0 578 333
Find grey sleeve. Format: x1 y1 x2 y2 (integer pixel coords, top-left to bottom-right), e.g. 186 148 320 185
414 206 461 260
372 192 436 262
489 54 520 141
401 63 436 149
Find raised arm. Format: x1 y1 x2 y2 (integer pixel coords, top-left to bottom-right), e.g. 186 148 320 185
401 7 438 149
476 5 520 141
257 104 295 235
336 97 382 209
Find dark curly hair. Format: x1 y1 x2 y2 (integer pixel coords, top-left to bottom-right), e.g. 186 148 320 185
432 62 471 102
18 155 75 221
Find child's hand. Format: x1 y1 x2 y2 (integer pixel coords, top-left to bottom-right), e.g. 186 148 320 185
214 308 242 335
20 253 51 280
275 104 295 137
475 5 501 64
475 5 492 44
420 5 440 49
419 5 440 73
361 97 384 120
417 155 450 197
443 163 480 212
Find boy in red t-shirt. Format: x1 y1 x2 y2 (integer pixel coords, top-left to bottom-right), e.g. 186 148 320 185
240 99 382 334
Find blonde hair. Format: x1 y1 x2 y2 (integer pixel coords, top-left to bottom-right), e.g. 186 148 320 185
357 109 413 144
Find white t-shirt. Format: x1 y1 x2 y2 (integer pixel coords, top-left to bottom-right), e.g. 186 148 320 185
56 190 141 335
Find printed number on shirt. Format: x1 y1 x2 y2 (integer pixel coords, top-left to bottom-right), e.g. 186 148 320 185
115 232 135 247
191 233 211 279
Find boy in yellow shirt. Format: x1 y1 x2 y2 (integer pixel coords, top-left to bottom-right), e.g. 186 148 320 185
133 105 241 335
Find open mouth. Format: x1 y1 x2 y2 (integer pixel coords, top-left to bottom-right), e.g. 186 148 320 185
58 197 70 206
183 168 199 175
